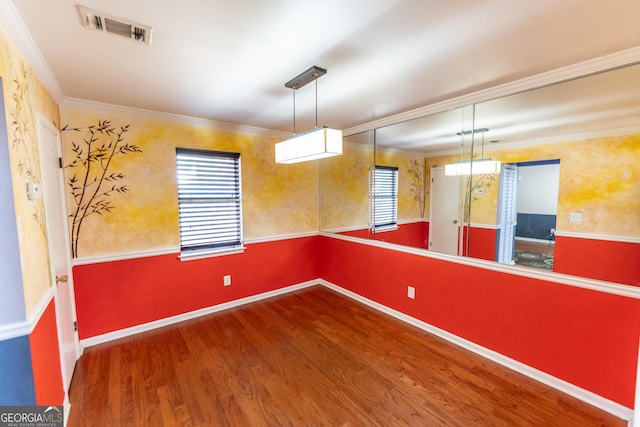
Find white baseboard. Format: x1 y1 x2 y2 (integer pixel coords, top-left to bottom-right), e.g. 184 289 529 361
80 280 318 348
515 236 555 244
318 279 634 424
78 278 634 424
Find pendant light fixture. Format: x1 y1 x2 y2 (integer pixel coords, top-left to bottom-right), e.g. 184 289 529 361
445 128 501 176
275 66 343 164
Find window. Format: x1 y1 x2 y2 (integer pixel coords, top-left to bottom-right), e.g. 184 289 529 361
176 148 242 256
372 165 398 229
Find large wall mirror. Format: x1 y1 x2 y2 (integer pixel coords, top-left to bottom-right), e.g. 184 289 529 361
319 62 640 287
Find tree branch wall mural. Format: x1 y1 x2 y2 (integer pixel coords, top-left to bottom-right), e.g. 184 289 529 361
62 120 142 257
10 62 46 235
408 158 426 218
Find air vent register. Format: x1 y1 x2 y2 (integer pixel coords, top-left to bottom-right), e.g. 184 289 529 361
78 6 152 45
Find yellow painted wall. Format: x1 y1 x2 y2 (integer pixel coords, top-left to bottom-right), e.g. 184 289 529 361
59 107 319 259
426 133 640 237
319 141 427 231
376 148 427 222
319 142 371 231
0 25 60 317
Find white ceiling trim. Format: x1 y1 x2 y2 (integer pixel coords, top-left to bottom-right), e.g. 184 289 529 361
61 97 290 138
344 46 640 137
0 1 65 103
426 124 640 158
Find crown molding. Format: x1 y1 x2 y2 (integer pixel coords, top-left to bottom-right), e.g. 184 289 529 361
344 46 640 137
0 1 65 103
61 97 290 138
426 125 640 157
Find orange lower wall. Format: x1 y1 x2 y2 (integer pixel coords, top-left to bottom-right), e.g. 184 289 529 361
29 299 64 405
73 236 321 339
72 234 640 408
318 235 640 408
340 228 372 239
461 229 639 286
376 222 429 249
462 226 497 261
554 236 640 286
339 221 429 249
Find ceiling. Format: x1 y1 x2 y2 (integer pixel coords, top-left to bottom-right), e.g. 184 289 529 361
8 0 640 142
372 63 640 153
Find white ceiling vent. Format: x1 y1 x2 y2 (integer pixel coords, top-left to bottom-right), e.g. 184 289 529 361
78 6 152 45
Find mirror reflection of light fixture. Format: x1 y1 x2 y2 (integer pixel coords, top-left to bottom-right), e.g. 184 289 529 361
445 128 501 176
275 66 343 164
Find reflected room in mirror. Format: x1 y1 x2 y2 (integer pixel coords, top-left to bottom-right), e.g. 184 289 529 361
319 63 640 287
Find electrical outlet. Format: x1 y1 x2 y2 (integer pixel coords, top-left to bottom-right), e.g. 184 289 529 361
407 286 415 299
569 212 582 223
223 275 231 286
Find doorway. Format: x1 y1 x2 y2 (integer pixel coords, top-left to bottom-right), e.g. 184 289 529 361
497 160 560 269
37 114 79 394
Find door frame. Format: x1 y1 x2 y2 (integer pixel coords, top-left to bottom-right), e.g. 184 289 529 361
429 167 461 255
36 113 80 390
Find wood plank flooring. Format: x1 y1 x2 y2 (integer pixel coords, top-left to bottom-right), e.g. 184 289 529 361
515 239 555 256
67 286 625 426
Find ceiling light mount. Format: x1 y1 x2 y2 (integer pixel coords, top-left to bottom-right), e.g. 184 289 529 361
445 128 501 176
456 128 489 136
284 66 327 90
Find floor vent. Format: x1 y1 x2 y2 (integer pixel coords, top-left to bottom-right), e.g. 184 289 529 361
78 6 152 45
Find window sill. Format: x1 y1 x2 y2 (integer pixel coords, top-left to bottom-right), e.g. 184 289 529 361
179 246 246 261
374 225 398 233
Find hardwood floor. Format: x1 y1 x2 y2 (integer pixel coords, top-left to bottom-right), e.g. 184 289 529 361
514 239 555 255
67 286 624 426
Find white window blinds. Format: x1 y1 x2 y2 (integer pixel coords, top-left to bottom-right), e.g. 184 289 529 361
372 165 398 229
176 148 242 254
497 164 518 264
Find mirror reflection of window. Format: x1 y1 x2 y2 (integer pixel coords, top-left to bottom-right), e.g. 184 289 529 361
372 165 398 230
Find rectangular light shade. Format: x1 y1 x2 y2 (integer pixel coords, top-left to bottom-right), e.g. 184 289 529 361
275 126 342 164
444 159 501 176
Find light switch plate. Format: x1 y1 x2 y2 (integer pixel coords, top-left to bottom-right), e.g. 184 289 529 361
569 212 582 223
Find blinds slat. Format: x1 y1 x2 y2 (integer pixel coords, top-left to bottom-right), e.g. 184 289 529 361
372 166 398 227
176 148 242 253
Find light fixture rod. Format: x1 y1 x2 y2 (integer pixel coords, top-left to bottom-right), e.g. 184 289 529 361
285 66 327 90
456 128 489 136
